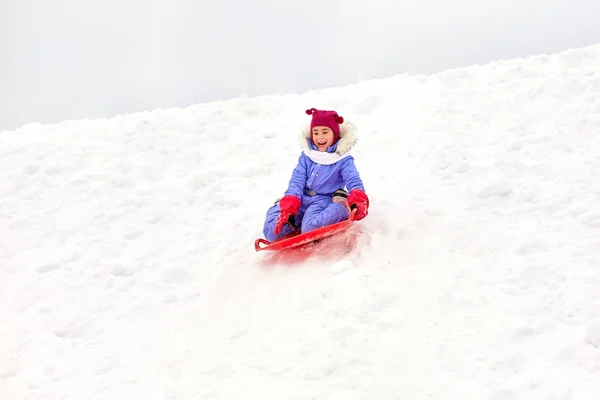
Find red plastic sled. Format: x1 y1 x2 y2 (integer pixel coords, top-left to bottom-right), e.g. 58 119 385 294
255 209 357 252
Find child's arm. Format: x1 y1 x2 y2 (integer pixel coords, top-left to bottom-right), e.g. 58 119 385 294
339 157 365 192
340 157 370 220
284 154 308 199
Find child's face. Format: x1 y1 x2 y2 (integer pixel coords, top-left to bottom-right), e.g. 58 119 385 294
312 126 335 152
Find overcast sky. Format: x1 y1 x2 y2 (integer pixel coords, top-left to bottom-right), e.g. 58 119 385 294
2 0 600 130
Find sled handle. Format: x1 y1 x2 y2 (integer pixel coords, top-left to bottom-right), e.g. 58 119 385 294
255 238 271 251
349 207 358 221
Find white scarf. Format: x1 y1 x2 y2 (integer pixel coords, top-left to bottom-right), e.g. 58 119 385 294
303 149 352 165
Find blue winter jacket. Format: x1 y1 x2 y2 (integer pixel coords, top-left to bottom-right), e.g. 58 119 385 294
285 141 365 199
285 119 365 199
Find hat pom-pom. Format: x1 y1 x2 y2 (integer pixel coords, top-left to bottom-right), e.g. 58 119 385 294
334 113 344 124
306 108 316 115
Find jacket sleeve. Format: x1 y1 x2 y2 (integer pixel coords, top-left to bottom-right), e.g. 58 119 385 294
284 154 308 198
339 156 365 193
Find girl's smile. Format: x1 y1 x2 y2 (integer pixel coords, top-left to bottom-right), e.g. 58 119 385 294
312 126 334 151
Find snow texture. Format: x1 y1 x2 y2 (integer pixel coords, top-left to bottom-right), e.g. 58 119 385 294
2 45 600 399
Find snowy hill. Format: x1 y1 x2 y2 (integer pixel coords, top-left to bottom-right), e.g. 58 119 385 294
2 45 600 399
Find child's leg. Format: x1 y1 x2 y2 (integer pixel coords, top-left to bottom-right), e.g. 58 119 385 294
301 196 349 233
262 203 295 242
262 200 307 242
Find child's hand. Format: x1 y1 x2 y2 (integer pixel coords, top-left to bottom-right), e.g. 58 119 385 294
273 195 301 235
348 189 369 220
274 211 295 235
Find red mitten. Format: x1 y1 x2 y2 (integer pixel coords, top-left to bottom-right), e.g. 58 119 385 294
348 189 369 220
274 195 301 235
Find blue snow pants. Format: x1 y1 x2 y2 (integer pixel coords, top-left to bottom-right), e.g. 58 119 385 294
262 194 349 242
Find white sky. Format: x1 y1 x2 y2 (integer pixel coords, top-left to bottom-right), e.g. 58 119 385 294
2 0 600 130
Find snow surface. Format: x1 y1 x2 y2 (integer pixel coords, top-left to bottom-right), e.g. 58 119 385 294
2 45 600 399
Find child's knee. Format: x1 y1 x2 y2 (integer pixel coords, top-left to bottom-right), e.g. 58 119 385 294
263 226 277 242
262 205 277 239
263 220 295 241
301 203 347 233
301 217 322 233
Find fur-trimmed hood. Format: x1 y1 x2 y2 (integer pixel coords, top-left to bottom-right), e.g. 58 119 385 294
298 121 358 156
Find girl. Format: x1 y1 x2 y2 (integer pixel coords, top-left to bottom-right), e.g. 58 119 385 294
262 108 369 242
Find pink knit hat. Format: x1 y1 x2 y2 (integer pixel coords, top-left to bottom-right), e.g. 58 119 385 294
306 108 344 144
